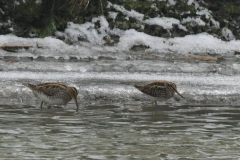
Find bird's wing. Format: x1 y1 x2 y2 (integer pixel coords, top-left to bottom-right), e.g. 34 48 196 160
141 83 167 97
145 81 168 87
37 83 67 96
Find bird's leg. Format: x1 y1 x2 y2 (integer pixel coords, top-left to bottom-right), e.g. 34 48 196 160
151 100 154 105
151 100 157 106
40 101 43 110
73 96 79 112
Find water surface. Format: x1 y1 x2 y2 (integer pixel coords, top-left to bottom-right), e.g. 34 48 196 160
1 50 240 159
1 103 240 159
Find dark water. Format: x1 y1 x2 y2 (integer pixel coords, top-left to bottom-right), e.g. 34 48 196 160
1 103 240 159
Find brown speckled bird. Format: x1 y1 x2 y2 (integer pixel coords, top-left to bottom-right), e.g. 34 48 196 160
23 82 79 112
134 81 184 105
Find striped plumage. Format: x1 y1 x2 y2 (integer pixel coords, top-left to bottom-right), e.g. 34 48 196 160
134 81 184 105
23 82 79 112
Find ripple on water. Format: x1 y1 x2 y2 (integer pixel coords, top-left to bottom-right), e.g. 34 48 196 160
0 104 240 159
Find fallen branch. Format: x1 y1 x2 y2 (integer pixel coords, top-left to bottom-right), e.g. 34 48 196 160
184 56 217 61
235 51 240 55
0 45 43 52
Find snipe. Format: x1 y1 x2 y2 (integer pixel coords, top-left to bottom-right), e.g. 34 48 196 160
134 81 184 105
23 82 79 112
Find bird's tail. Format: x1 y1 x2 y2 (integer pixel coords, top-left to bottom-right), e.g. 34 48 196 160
133 85 143 91
22 83 37 90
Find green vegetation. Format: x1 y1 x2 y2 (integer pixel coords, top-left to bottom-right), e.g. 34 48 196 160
1 0 240 40
224 5 240 14
0 0 101 37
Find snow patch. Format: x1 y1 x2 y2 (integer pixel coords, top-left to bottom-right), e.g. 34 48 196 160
108 2 144 21
14 0 20 5
1 28 240 55
108 12 118 21
151 4 159 11
222 27 235 41
210 18 220 28
117 29 240 54
182 17 205 26
187 0 219 28
196 8 211 19
145 17 187 31
167 0 176 6
187 0 194 5
35 0 42 4
63 16 109 45
0 8 4 15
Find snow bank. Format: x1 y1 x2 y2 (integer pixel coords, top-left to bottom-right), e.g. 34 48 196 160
1 28 240 56
144 17 187 31
117 29 240 54
0 2 240 56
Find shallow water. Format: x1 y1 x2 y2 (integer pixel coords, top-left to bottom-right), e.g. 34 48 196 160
1 103 240 159
1 50 240 159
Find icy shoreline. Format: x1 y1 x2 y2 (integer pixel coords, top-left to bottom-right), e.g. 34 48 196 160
1 0 240 107
0 71 239 106
1 32 240 57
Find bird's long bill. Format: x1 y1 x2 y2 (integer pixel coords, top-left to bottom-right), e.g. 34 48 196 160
73 96 79 112
174 88 185 99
